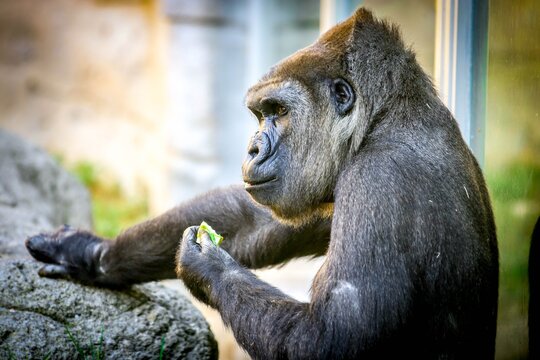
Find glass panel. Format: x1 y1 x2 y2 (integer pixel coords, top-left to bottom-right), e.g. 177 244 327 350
486 0 540 358
363 0 436 77
248 0 320 81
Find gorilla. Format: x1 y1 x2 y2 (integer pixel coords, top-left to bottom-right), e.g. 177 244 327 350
26 8 498 359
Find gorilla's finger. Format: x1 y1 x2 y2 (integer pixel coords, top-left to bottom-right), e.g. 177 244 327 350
38 264 70 279
181 226 201 254
182 226 198 240
198 232 215 253
25 234 58 264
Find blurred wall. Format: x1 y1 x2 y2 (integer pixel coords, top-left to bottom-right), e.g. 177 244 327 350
0 0 171 213
162 0 253 206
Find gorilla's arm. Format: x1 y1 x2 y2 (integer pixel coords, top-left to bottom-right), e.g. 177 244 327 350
177 158 415 359
25 184 330 287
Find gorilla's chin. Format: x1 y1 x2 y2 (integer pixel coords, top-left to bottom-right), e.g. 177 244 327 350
245 180 334 227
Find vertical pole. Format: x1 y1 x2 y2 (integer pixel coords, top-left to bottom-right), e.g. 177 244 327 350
434 0 489 165
161 0 248 205
470 0 489 165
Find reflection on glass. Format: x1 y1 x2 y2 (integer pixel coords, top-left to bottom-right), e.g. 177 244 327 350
486 0 540 358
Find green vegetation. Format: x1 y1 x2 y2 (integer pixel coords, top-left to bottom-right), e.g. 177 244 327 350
65 325 105 360
486 162 539 358
487 163 539 297
197 221 224 246
68 161 149 239
159 335 166 360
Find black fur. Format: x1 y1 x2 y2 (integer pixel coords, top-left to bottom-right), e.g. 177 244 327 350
26 8 498 359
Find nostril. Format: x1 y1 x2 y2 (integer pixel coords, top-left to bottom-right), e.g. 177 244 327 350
247 132 260 159
246 131 271 164
248 143 259 158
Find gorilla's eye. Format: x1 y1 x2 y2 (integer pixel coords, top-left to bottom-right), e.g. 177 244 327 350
260 101 288 119
275 104 288 117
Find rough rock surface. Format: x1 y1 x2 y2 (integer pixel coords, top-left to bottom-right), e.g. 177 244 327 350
0 131 217 359
0 260 218 359
0 129 92 259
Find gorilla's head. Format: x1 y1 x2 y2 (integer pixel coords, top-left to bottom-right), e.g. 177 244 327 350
242 8 427 225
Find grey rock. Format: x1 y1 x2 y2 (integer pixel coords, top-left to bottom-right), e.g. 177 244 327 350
0 260 218 359
0 130 217 358
0 129 92 259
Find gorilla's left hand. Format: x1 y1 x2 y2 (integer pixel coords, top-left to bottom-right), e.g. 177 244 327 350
176 226 238 307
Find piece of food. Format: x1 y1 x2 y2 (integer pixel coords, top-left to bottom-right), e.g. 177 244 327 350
197 221 224 246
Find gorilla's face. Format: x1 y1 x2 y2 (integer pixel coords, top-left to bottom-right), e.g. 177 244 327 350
242 78 300 220
242 44 356 225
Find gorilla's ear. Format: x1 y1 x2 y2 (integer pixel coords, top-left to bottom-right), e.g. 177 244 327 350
331 78 355 116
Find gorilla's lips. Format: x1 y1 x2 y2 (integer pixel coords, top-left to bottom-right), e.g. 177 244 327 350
243 177 278 190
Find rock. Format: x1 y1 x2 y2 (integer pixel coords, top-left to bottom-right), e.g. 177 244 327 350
0 129 92 259
0 260 218 359
0 131 217 358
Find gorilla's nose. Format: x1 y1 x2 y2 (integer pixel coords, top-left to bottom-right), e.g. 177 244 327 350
247 139 259 158
246 132 271 165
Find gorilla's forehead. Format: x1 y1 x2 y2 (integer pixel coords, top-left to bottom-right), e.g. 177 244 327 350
270 43 344 81
245 43 346 108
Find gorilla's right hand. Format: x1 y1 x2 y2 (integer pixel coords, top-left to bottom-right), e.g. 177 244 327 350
25 225 109 285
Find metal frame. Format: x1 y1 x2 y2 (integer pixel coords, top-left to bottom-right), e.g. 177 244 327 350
435 0 489 165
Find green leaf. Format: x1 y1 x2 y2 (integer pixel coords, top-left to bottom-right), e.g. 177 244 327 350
197 221 224 246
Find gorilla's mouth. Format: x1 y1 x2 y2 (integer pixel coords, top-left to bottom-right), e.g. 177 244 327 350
243 177 278 190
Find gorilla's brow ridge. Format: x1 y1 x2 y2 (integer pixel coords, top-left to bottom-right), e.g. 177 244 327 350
245 79 308 109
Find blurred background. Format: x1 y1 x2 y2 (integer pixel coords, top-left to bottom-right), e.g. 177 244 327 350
0 0 537 359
